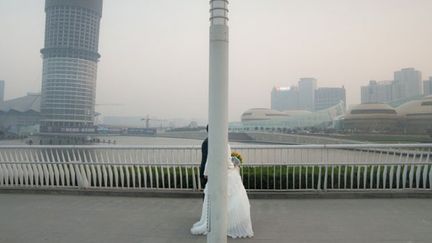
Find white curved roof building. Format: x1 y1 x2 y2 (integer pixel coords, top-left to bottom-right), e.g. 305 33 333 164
396 95 432 117
345 103 399 119
342 103 400 132
230 102 345 131
241 108 311 122
340 96 432 134
0 93 41 135
396 96 432 133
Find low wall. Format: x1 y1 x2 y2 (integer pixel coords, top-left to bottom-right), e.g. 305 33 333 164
158 131 362 145
2 188 431 199
244 132 362 145
157 131 207 140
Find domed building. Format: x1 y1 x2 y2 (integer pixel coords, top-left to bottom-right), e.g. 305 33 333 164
396 96 432 134
342 103 401 132
230 102 345 132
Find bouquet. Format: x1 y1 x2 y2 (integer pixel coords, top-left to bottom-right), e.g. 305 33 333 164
231 151 243 167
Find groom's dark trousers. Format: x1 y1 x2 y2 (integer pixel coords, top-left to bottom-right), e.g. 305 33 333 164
200 137 208 187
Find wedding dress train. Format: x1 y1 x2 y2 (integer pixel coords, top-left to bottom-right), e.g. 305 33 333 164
190 148 254 238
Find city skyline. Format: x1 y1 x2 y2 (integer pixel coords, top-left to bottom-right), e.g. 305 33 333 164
1 0 432 121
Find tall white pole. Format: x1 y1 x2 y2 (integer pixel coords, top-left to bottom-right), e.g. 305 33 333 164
207 1 229 243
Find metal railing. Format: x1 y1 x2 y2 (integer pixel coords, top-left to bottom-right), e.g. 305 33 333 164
0 144 431 192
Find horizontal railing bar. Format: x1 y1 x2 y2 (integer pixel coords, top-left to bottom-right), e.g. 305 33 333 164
0 162 200 166
241 163 432 166
0 145 202 149
245 188 432 191
0 186 202 191
236 144 432 149
0 143 431 150
0 161 431 166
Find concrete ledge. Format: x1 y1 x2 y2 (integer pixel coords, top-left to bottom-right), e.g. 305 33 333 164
248 190 432 199
0 188 203 198
1 188 431 199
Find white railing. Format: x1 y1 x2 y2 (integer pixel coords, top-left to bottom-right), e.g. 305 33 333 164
0 144 431 192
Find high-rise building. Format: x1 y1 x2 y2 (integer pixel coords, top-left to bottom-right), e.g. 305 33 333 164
361 80 393 104
424 77 432 96
314 87 346 111
393 68 422 100
40 0 103 134
298 78 316 111
271 79 345 112
0 80 4 103
271 87 299 111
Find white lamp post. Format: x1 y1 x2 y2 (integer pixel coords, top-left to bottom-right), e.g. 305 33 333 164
207 0 229 243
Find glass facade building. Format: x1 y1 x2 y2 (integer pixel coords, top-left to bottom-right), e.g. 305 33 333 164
315 87 346 111
40 0 103 134
424 78 432 96
298 78 317 111
361 80 393 104
393 68 422 101
271 87 300 111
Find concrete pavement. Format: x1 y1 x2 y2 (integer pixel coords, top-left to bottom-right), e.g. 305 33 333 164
0 193 431 243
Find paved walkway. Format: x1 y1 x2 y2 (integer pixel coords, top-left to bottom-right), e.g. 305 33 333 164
0 193 431 243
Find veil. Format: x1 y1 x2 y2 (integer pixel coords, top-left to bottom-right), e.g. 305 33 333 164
227 144 234 169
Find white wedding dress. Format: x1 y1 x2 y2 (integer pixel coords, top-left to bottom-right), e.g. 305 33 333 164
190 146 254 238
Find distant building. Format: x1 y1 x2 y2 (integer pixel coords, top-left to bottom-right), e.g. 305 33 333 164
272 79 345 112
342 103 400 132
0 93 41 135
340 96 432 134
361 80 393 104
396 96 432 134
424 77 432 96
40 0 103 134
0 80 4 103
361 68 424 104
314 87 346 111
230 102 345 132
392 68 422 100
271 87 299 111
241 108 311 122
298 78 316 111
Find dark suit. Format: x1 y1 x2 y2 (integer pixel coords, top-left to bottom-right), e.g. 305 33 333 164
200 137 208 187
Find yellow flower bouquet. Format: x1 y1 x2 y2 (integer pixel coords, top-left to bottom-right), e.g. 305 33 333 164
231 151 243 166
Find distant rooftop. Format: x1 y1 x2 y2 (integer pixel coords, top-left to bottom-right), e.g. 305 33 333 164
273 86 293 91
0 93 41 113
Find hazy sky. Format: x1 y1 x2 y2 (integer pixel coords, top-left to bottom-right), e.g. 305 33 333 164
1 0 431 121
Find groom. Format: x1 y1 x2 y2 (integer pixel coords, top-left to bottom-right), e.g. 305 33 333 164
199 125 208 188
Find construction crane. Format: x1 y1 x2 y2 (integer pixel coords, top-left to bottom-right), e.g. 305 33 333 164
141 115 167 129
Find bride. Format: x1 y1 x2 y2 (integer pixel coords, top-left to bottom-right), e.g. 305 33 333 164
190 145 254 238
